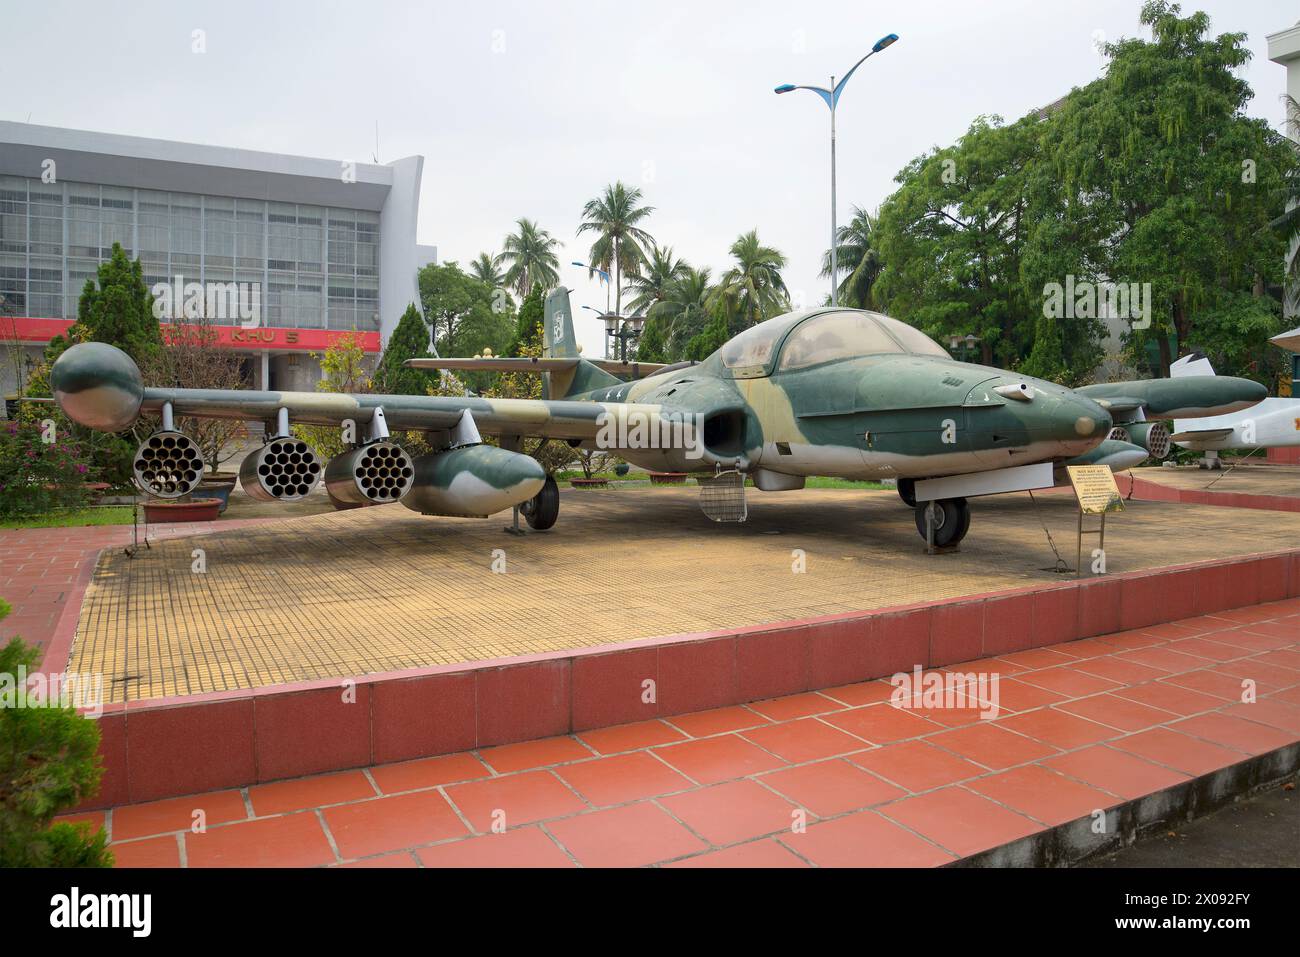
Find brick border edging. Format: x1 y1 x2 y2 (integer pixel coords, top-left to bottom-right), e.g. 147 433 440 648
1119 472 1300 513
955 742 1300 867
69 547 1300 809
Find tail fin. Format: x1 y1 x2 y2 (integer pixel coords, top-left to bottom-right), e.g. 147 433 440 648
1170 352 1216 378
540 286 621 398
543 287 580 359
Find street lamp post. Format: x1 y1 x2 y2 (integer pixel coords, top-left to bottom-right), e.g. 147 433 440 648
775 33 898 307
572 261 612 355
583 306 643 362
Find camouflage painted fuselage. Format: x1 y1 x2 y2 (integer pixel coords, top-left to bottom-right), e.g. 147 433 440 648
570 321 1113 481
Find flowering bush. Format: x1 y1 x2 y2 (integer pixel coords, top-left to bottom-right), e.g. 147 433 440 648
0 420 95 518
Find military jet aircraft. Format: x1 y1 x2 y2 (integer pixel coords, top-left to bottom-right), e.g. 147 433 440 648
48 287 1265 547
1158 352 1300 466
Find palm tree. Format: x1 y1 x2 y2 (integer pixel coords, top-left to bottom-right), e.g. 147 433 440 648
577 182 655 318
469 251 506 289
499 219 562 298
820 206 883 309
649 265 713 360
712 229 789 328
624 243 689 316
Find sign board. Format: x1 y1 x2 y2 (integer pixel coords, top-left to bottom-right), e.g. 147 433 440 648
1066 465 1124 515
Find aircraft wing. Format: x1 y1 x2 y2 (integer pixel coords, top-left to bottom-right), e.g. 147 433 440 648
405 357 671 378
50 340 669 440
1074 375 1266 420
135 386 659 440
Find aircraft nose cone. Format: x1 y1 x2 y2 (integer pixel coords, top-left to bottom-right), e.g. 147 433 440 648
1072 399 1112 439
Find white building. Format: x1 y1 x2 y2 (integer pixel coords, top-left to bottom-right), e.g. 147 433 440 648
1268 20 1300 320
0 122 435 397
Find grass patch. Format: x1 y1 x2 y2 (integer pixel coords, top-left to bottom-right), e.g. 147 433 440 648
803 476 890 490
0 506 137 529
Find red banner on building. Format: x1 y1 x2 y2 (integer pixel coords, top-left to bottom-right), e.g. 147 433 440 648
0 316 381 353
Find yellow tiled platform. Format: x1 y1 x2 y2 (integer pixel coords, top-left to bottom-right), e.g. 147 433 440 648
70 486 1300 702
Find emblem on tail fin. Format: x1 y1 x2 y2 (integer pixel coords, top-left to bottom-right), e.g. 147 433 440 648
543 287 579 359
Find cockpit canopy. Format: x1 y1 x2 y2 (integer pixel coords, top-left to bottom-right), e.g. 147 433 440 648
715 309 949 378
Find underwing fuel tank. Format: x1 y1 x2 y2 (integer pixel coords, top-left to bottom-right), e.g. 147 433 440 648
401 445 546 518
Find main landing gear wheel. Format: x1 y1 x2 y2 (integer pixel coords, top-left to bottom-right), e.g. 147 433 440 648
897 478 917 507
521 475 559 530
914 497 971 547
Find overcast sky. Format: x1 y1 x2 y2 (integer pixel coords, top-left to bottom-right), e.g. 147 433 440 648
3 0 1297 355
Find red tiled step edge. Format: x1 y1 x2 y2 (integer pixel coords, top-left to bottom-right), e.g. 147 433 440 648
1117 472 1300 513
60 548 1300 810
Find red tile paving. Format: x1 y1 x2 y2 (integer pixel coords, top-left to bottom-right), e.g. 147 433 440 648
48 591 1300 868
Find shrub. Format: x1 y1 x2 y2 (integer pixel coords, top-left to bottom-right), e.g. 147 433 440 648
0 420 95 518
0 600 112 867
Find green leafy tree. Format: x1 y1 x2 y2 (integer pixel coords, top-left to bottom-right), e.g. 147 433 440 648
292 332 372 460
578 182 655 319
821 206 884 309
375 303 434 396
51 242 162 368
874 114 1067 372
686 298 738 362
499 219 562 299
418 261 513 358
485 291 572 475
507 285 546 357
634 316 668 363
711 230 789 329
0 599 112 868
1049 0 1294 377
1268 93 1299 315
26 243 164 487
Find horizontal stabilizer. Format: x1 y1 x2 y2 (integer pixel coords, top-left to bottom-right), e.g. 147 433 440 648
405 357 580 373
405 357 671 378
1168 428 1235 442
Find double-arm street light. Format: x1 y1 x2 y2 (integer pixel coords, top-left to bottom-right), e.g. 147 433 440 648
775 32 898 307
581 304 644 362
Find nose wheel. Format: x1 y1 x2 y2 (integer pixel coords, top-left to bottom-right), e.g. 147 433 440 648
914 497 970 548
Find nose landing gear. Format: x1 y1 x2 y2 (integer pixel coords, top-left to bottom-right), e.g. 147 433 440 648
914 497 971 548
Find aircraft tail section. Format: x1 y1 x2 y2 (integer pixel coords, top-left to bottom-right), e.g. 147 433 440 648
1170 353 1219 436
1170 353 1216 378
542 286 621 398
